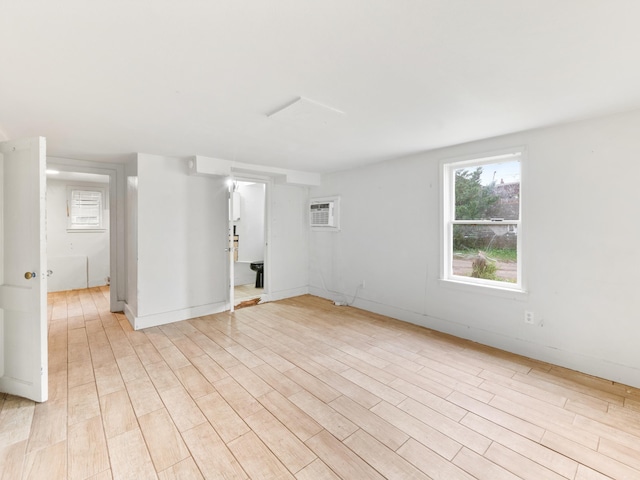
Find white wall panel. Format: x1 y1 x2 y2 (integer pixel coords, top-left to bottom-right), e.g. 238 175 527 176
309 109 640 388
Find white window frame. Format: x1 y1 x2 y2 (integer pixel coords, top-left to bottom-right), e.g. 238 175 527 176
441 148 524 292
67 186 107 232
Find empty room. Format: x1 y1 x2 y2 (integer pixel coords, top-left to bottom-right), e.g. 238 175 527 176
1 1 640 479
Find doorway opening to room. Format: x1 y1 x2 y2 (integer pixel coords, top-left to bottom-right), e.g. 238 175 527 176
229 179 267 310
46 165 112 304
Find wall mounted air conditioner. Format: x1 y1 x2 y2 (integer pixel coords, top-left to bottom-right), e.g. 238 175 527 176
310 196 340 230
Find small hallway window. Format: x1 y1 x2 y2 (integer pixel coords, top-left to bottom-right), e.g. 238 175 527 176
442 149 523 290
67 186 106 231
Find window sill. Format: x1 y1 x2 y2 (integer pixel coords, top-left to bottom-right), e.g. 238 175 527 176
67 228 107 233
439 278 529 301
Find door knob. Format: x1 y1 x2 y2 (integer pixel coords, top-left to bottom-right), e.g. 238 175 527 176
24 272 37 280
47 270 53 277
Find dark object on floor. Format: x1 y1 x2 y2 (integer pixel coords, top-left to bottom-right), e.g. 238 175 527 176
250 261 264 288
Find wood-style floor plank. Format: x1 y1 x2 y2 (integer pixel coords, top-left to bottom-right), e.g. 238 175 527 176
294 458 341 480
343 429 430 480
305 430 386 480
138 408 190 472
22 439 67 480
157 457 204 480
181 422 248 479
243 407 317 473
1 287 640 479
227 431 295 479
195 391 250 443
106 428 156 480
67 415 109 480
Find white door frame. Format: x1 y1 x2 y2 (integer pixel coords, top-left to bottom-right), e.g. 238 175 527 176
227 179 235 312
227 174 271 311
46 157 126 312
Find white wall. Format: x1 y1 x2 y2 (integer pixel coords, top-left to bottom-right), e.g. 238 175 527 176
267 182 310 301
309 108 640 389
235 182 265 263
46 179 109 291
234 262 255 287
125 154 228 328
124 155 311 328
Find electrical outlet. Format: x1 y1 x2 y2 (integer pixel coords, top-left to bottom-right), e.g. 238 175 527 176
524 311 535 325
361 280 366 289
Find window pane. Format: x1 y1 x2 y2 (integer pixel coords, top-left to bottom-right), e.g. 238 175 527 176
70 190 102 228
452 224 517 283
454 160 520 220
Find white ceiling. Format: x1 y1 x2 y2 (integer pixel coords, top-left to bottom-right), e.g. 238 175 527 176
2 1 640 174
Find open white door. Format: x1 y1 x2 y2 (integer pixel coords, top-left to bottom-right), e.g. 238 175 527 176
0 137 48 402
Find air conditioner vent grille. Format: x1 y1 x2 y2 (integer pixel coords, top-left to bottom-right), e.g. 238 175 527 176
310 203 331 225
310 197 339 229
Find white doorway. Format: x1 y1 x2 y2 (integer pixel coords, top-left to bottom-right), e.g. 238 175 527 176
44 158 126 313
230 180 267 308
45 167 111 294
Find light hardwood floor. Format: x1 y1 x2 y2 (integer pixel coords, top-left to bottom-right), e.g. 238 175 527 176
2 287 640 479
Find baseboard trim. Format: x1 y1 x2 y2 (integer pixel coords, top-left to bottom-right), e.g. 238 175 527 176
309 287 640 390
124 300 229 330
263 286 309 303
122 287 310 329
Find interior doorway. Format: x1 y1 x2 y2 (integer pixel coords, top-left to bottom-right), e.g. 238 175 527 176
230 180 267 308
45 166 111 295
44 158 125 312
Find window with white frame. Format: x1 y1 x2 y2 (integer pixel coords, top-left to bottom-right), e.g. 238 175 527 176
67 186 106 231
442 150 522 289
